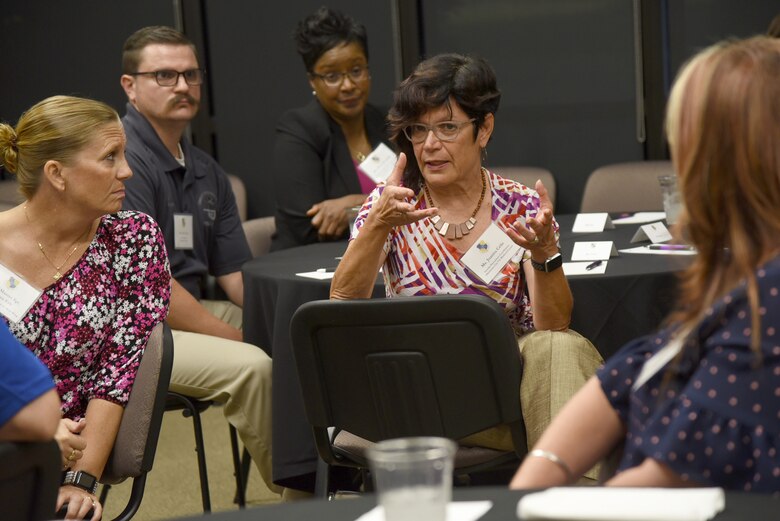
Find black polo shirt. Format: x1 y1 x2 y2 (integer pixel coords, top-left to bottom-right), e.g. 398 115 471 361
121 103 251 299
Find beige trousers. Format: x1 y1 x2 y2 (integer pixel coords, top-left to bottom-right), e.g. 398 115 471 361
460 329 603 479
170 300 280 494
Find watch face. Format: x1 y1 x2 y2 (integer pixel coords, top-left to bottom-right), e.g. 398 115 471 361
77 471 97 489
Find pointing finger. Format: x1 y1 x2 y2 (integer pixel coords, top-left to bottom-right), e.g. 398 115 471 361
385 152 407 187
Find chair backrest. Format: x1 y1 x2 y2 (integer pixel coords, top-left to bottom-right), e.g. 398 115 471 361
242 215 276 257
290 295 527 464
228 174 248 222
0 440 60 521
101 322 173 484
493 166 557 208
580 161 674 213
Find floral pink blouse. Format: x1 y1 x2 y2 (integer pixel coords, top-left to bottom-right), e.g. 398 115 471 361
353 170 559 336
3 211 171 420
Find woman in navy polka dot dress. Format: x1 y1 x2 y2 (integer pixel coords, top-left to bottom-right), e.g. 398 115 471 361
511 36 780 494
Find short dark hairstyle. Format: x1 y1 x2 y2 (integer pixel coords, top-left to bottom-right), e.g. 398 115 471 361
388 53 502 191
294 6 368 72
122 25 198 74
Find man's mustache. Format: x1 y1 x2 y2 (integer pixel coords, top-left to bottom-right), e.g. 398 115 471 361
170 94 198 107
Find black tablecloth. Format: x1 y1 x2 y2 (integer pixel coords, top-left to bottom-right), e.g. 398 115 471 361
173 486 778 521
242 214 691 489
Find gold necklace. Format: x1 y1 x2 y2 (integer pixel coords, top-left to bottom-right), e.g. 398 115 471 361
354 151 367 162
24 205 91 281
424 167 487 240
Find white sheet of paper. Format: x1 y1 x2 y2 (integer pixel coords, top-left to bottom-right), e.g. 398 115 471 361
296 269 336 280
563 261 608 276
354 501 493 521
619 245 697 256
611 211 667 225
517 487 724 521
630 221 673 244
359 143 397 184
572 213 614 233
173 213 194 250
461 223 522 284
571 241 617 261
0 263 42 323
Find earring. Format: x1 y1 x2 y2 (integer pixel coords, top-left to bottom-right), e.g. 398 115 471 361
312 90 316 96
481 147 487 162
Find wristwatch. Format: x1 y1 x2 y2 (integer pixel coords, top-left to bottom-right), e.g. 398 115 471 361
530 252 563 273
62 470 98 495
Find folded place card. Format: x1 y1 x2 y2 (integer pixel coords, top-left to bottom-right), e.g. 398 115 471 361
359 143 397 184
516 487 725 521
630 221 673 244
296 268 336 280
571 241 618 261
572 213 614 233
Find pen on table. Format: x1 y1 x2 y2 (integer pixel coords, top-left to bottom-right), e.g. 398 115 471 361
585 260 602 271
647 244 694 251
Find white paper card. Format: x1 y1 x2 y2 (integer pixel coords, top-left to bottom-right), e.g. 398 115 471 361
359 143 397 184
296 268 336 280
354 501 493 521
173 213 194 250
517 487 725 521
572 213 614 233
630 221 673 244
461 223 522 284
0 264 42 323
612 211 667 225
571 241 618 261
563 261 608 276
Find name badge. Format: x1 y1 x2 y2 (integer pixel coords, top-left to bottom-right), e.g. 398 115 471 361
174 213 194 250
0 263 42 323
359 143 397 184
461 223 522 284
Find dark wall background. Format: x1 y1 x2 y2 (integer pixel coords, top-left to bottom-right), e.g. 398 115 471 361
1 0 777 214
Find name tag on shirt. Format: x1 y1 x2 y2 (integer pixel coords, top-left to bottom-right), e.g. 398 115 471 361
461 222 522 284
0 263 42 323
174 213 194 250
359 143 397 184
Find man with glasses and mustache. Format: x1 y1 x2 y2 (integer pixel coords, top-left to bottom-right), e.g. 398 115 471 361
119 26 282 498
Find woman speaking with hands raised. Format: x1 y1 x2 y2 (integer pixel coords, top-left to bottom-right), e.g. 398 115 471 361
331 54 602 466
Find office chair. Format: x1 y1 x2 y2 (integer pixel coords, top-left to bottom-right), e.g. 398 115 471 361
99 322 173 521
580 161 673 213
290 294 528 498
0 440 60 521
494 166 557 208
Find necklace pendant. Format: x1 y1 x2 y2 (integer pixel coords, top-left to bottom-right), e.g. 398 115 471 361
53 272 62 281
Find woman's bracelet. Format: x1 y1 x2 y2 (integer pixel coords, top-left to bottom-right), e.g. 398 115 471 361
528 449 575 482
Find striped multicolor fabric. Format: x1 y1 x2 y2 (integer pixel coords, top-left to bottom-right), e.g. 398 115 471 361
353 170 559 336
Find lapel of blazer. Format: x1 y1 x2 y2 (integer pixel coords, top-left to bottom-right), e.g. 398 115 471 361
318 103 361 194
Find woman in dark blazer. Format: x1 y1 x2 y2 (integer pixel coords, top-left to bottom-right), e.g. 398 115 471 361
271 7 390 251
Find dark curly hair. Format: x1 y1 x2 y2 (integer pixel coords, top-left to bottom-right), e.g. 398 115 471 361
294 6 368 72
388 53 501 192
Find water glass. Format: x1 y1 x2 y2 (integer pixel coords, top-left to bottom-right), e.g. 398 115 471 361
658 175 682 225
367 437 456 521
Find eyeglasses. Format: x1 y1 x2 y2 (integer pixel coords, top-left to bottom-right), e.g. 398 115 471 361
402 119 476 144
311 66 369 88
130 69 205 86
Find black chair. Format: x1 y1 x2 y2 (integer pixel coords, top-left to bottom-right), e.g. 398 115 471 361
99 322 173 521
164 394 250 511
0 440 60 521
290 294 528 498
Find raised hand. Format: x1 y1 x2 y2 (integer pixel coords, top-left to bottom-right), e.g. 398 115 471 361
505 179 559 258
369 153 437 229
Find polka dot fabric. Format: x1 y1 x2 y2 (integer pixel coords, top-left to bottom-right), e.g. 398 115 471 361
3 211 171 420
597 255 780 493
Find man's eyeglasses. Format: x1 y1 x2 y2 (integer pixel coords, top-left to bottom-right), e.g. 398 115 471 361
403 119 476 144
130 69 205 86
310 66 369 88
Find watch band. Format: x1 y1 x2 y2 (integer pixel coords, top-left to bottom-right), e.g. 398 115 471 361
530 252 563 273
62 470 98 495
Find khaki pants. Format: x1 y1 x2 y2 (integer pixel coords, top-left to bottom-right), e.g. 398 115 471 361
460 329 603 479
170 300 280 494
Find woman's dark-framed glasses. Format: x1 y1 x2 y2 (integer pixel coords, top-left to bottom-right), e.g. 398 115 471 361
403 119 476 144
311 66 369 88
130 69 205 86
